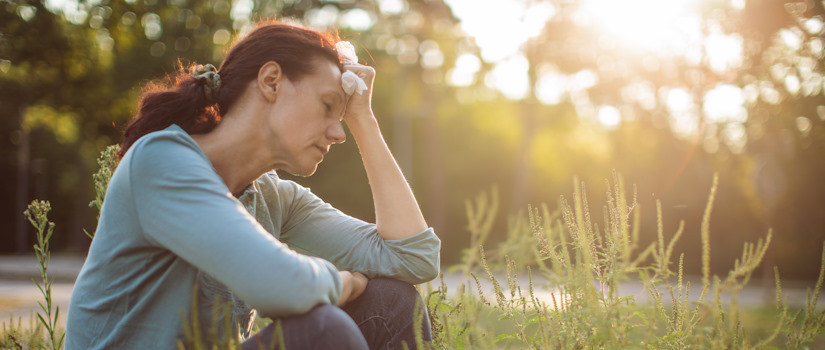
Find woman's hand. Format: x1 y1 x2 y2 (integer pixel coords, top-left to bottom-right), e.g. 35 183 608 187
340 63 429 241
342 64 376 124
337 271 369 307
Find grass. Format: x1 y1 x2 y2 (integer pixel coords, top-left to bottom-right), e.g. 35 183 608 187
421 172 825 349
3 147 824 349
1 314 47 349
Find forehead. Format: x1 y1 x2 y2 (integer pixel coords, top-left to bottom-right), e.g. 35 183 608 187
296 59 343 97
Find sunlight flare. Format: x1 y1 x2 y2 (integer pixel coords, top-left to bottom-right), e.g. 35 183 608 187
597 105 622 130
448 53 481 87
577 0 700 53
703 84 747 124
446 0 556 62
485 55 530 100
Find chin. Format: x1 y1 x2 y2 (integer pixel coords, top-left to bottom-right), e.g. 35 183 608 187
286 164 319 177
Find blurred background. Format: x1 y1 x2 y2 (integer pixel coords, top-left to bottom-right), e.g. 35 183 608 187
1 0 824 281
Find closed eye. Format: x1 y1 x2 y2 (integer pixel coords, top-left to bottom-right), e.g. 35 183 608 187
321 91 345 118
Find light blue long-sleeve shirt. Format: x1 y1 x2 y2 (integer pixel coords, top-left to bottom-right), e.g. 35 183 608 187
65 124 441 349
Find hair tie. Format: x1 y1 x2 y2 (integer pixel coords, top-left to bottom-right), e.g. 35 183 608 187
193 63 221 104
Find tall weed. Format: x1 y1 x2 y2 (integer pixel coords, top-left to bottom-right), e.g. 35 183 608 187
426 172 825 349
7 201 66 350
4 145 824 349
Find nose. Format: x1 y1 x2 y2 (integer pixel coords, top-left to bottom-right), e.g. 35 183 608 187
328 121 346 144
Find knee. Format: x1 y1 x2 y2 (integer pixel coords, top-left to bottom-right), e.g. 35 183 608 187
312 304 355 330
363 278 432 343
363 278 430 333
245 305 367 350
365 278 424 311
310 304 366 347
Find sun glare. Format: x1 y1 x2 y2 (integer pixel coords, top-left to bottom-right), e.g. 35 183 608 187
704 25 744 73
447 0 748 109
444 0 753 141
664 87 699 139
446 0 556 99
446 0 556 62
485 55 530 100
703 84 747 124
597 105 621 129
577 0 700 53
448 53 481 87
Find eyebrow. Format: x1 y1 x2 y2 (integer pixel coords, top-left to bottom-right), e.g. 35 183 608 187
321 90 346 118
325 90 345 105
322 90 345 109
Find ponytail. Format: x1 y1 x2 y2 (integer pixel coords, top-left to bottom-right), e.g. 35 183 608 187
118 66 220 159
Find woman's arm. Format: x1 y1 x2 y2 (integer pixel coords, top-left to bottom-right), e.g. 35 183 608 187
275 176 440 284
268 64 440 285
343 65 428 240
129 132 343 315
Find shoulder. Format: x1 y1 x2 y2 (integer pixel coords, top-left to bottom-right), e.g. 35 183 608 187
129 126 200 159
124 126 212 180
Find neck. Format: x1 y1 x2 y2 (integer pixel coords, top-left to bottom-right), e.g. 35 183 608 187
191 115 272 197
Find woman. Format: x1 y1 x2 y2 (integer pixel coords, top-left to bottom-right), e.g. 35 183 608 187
66 21 441 349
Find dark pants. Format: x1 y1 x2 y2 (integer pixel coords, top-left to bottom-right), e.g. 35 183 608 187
241 278 432 350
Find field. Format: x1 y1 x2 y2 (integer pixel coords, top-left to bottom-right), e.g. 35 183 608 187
3 146 824 349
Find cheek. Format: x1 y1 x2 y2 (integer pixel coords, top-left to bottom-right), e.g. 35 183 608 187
270 104 303 134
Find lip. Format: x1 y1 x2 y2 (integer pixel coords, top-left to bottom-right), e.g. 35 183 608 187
316 145 329 155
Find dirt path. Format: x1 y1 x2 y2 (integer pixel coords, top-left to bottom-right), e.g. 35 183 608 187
0 280 72 329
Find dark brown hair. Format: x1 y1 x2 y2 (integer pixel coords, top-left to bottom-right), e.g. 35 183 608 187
118 21 342 159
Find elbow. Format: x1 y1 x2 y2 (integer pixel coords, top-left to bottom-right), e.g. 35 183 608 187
416 233 442 283
426 256 441 281
418 262 440 284
404 266 439 285
407 247 441 284
384 227 442 284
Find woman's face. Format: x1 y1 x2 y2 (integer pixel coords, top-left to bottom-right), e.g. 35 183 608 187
266 58 347 176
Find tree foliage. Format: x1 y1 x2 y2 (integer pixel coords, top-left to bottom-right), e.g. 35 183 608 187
2 0 824 279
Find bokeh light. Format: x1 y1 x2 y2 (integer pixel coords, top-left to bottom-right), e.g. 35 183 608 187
6 0 825 289
577 0 699 53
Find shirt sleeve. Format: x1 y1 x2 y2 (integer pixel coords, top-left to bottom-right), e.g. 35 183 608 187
128 133 342 316
275 176 441 285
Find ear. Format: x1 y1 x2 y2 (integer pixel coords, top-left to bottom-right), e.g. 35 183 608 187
257 61 283 102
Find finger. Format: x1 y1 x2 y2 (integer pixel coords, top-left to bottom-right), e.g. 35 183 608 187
349 281 368 301
343 65 375 78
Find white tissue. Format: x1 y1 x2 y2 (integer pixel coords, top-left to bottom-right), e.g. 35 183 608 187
335 41 358 65
335 41 368 95
341 71 368 95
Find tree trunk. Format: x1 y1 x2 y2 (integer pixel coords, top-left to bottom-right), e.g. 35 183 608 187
511 44 540 213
